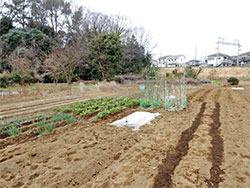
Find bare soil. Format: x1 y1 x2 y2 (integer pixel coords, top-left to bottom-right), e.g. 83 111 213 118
0 83 250 188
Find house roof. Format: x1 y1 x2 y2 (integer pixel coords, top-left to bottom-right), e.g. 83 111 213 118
159 54 185 60
207 53 230 58
239 51 250 57
188 59 200 63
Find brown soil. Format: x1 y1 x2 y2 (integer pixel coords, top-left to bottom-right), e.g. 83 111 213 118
0 84 250 188
205 103 224 188
153 102 206 188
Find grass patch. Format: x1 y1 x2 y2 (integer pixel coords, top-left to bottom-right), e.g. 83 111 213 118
240 78 250 81
211 80 221 85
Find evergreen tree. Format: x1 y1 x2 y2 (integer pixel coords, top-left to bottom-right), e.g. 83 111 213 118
122 35 151 74
0 16 14 36
87 32 123 81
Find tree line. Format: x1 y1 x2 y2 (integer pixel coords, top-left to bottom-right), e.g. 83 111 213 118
0 0 153 87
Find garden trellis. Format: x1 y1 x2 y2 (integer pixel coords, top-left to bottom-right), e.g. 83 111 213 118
140 76 187 111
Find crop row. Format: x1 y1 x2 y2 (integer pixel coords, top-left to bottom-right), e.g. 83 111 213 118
53 97 140 119
0 113 80 137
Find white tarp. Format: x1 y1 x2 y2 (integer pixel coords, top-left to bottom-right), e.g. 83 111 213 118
0 91 19 96
111 111 160 130
232 87 245 90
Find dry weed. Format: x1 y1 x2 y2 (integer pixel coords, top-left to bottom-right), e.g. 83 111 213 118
97 81 121 92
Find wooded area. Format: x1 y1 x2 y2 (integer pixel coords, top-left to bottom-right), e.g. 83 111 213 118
0 0 153 87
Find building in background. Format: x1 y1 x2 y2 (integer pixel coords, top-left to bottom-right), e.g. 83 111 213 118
206 53 233 67
239 51 250 66
158 55 186 67
187 59 200 66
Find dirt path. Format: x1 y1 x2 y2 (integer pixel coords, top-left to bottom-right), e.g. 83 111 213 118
0 86 249 188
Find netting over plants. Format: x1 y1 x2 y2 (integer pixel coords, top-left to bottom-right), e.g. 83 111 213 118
139 76 187 111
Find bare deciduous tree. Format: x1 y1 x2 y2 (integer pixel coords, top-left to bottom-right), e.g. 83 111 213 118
43 48 64 84
9 47 38 85
126 27 156 53
44 44 86 85
62 44 83 85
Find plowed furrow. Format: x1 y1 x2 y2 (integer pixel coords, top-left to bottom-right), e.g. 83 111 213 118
0 96 84 113
205 103 224 188
153 102 206 188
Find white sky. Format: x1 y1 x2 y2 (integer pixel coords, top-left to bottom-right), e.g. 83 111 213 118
76 0 250 61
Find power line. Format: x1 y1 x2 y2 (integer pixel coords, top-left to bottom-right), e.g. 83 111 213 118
216 37 241 66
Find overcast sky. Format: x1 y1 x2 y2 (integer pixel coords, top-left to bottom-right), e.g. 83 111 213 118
76 0 250 61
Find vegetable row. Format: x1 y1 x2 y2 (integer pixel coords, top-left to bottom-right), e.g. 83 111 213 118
53 97 139 119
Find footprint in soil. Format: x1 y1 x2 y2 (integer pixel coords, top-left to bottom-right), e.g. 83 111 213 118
1 172 15 181
38 156 52 164
236 176 246 183
29 172 40 180
12 181 24 188
7 147 22 154
68 178 80 187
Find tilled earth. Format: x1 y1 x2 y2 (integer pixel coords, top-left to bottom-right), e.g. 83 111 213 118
0 84 249 188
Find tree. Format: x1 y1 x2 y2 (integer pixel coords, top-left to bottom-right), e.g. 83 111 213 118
0 28 52 58
42 0 71 33
44 44 84 85
84 11 130 38
8 47 38 85
29 0 48 27
62 44 84 85
43 48 64 84
87 32 123 81
0 16 14 36
122 35 151 74
3 0 31 28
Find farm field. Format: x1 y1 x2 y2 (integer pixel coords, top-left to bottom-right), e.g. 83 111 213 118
0 83 140 119
0 82 250 188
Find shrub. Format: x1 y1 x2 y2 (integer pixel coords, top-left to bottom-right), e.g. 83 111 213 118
200 78 211 84
172 69 184 78
0 74 12 88
227 77 239 85
184 66 202 79
165 72 171 78
185 78 200 85
143 66 159 79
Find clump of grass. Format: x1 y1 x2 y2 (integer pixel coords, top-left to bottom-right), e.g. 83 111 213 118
6 124 22 136
36 113 78 136
51 113 76 123
45 123 56 133
97 81 120 92
241 78 250 81
211 80 221 85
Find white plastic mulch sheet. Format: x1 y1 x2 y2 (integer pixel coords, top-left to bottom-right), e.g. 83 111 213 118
232 87 245 90
110 111 160 130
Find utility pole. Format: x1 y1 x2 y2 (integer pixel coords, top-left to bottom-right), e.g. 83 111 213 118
216 37 223 66
195 45 197 61
234 39 241 66
216 37 241 66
